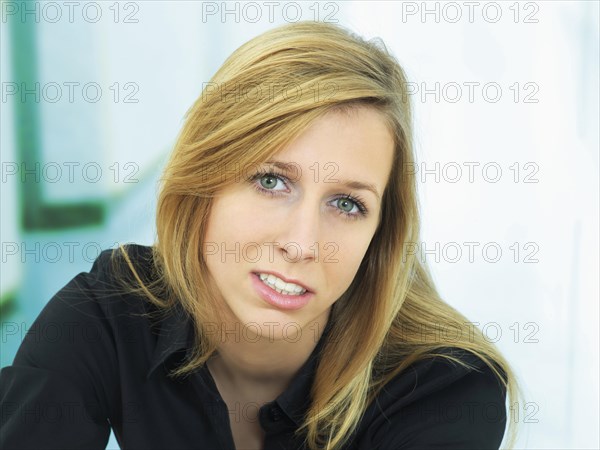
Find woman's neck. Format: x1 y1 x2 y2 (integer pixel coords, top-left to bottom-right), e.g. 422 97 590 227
207 310 330 401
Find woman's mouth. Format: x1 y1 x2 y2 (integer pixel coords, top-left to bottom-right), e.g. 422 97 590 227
250 272 314 310
256 273 307 295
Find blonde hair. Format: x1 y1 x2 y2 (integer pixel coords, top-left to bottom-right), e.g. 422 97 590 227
113 20 522 449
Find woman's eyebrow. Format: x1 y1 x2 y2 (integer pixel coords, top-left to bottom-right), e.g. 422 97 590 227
340 180 381 201
262 160 381 200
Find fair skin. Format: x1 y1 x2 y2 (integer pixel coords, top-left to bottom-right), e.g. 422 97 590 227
202 106 395 449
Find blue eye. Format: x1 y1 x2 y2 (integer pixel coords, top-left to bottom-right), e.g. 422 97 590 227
248 171 369 220
257 173 285 191
334 195 367 218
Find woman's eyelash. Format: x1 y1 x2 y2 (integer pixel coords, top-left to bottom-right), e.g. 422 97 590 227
338 192 368 217
247 170 369 220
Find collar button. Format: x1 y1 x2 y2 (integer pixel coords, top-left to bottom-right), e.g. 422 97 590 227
269 404 283 422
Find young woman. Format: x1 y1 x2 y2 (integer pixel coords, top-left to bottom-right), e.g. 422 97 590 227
1 21 522 450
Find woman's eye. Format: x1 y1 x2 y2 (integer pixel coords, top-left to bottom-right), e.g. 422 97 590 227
258 173 286 191
336 197 357 214
250 171 368 220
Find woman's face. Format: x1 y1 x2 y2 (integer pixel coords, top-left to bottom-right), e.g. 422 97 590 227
203 106 395 342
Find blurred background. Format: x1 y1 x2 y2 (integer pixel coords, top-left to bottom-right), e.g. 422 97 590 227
1 1 598 448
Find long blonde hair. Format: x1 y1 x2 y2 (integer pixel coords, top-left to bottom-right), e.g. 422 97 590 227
114 20 522 449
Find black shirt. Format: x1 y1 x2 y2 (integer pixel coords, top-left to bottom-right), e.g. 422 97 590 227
1 244 507 449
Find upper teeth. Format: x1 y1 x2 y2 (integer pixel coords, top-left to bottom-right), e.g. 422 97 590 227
258 274 307 295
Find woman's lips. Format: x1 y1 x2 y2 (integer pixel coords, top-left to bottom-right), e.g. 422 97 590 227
250 273 314 311
252 270 314 293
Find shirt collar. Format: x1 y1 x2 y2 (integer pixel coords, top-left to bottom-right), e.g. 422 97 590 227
274 317 333 426
137 241 332 400
117 244 192 381
146 304 332 394
146 301 193 380
146 300 334 426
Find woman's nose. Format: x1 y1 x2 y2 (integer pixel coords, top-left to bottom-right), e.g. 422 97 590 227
275 198 323 263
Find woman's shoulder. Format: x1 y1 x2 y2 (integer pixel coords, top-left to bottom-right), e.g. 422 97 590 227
86 243 156 290
65 243 159 314
0 244 163 448
360 348 507 449
373 346 506 405
10 244 162 371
